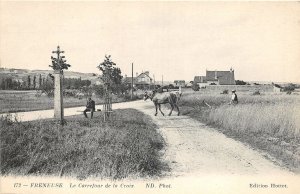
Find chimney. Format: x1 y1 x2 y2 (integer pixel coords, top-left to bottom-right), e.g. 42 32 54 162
144 71 149 75
215 70 218 79
230 67 234 72
125 74 127 78
136 72 138 77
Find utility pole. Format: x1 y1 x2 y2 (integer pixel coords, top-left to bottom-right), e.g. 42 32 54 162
153 74 155 90
131 63 133 100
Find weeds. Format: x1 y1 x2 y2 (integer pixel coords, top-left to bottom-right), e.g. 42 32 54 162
0 109 168 179
178 90 300 172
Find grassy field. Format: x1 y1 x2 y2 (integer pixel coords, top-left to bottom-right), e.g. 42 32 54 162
0 109 168 179
178 89 300 172
0 90 141 113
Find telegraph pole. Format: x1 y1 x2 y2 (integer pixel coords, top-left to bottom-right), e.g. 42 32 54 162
153 74 155 90
131 63 133 100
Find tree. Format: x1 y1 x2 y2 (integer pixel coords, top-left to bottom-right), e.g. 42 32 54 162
33 75 36 89
39 74 42 89
93 85 105 98
192 83 200 91
97 55 123 94
168 84 175 89
236 80 247 85
27 75 31 89
41 74 54 97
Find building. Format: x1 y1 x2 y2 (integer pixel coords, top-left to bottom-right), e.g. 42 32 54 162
194 68 236 86
272 83 282 92
123 71 154 89
174 80 185 87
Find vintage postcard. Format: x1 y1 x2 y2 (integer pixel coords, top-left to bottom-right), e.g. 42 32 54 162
0 1 300 194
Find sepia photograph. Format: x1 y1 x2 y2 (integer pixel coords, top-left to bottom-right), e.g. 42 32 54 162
0 1 300 194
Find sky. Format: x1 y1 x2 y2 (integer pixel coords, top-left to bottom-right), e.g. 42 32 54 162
1 1 300 82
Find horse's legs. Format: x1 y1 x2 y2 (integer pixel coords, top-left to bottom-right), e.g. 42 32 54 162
158 104 164 116
154 103 158 116
175 103 180 116
168 103 174 116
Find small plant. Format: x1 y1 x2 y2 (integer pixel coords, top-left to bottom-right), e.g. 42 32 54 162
192 83 200 91
221 89 228 94
253 90 260 95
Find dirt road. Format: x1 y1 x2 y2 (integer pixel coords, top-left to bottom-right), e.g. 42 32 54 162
1 100 293 176
133 100 292 176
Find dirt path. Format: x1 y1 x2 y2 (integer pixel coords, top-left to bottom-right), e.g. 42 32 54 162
2 100 293 176
132 100 293 176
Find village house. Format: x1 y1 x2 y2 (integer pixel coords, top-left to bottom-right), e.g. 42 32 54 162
194 68 236 86
174 80 185 87
272 83 282 92
123 71 154 90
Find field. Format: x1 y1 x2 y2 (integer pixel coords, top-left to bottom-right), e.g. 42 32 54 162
0 109 168 179
178 88 300 172
0 90 141 114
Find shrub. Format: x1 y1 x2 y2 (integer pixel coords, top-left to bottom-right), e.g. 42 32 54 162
221 89 228 94
236 80 248 85
192 83 200 91
93 85 105 98
253 90 260 95
282 84 295 92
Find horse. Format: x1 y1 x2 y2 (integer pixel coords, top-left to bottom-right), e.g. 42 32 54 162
144 90 181 116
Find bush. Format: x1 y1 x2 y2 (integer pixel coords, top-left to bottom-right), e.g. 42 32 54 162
221 89 228 94
282 84 295 92
236 80 248 85
253 90 260 95
192 83 200 91
93 85 105 98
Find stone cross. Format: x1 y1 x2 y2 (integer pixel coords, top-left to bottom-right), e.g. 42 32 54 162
52 46 65 124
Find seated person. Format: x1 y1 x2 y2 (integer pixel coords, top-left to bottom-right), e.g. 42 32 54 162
84 97 95 118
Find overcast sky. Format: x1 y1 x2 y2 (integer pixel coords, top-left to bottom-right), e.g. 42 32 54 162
1 1 300 82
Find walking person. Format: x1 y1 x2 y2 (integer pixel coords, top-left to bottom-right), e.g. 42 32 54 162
229 90 238 105
83 97 95 118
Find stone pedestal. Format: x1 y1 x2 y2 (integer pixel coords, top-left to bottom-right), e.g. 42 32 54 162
54 70 64 123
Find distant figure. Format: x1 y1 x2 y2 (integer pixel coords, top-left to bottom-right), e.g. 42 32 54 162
229 90 238 105
84 97 95 118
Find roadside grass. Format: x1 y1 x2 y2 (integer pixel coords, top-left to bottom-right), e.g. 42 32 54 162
0 90 142 113
178 90 300 172
0 109 168 179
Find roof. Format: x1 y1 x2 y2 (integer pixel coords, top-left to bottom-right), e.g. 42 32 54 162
174 80 185 83
123 77 137 83
206 71 235 85
137 72 152 80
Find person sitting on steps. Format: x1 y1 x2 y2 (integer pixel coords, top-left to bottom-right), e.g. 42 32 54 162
84 97 95 118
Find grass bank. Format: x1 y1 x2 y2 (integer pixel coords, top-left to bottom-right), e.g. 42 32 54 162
178 90 300 173
0 109 168 179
